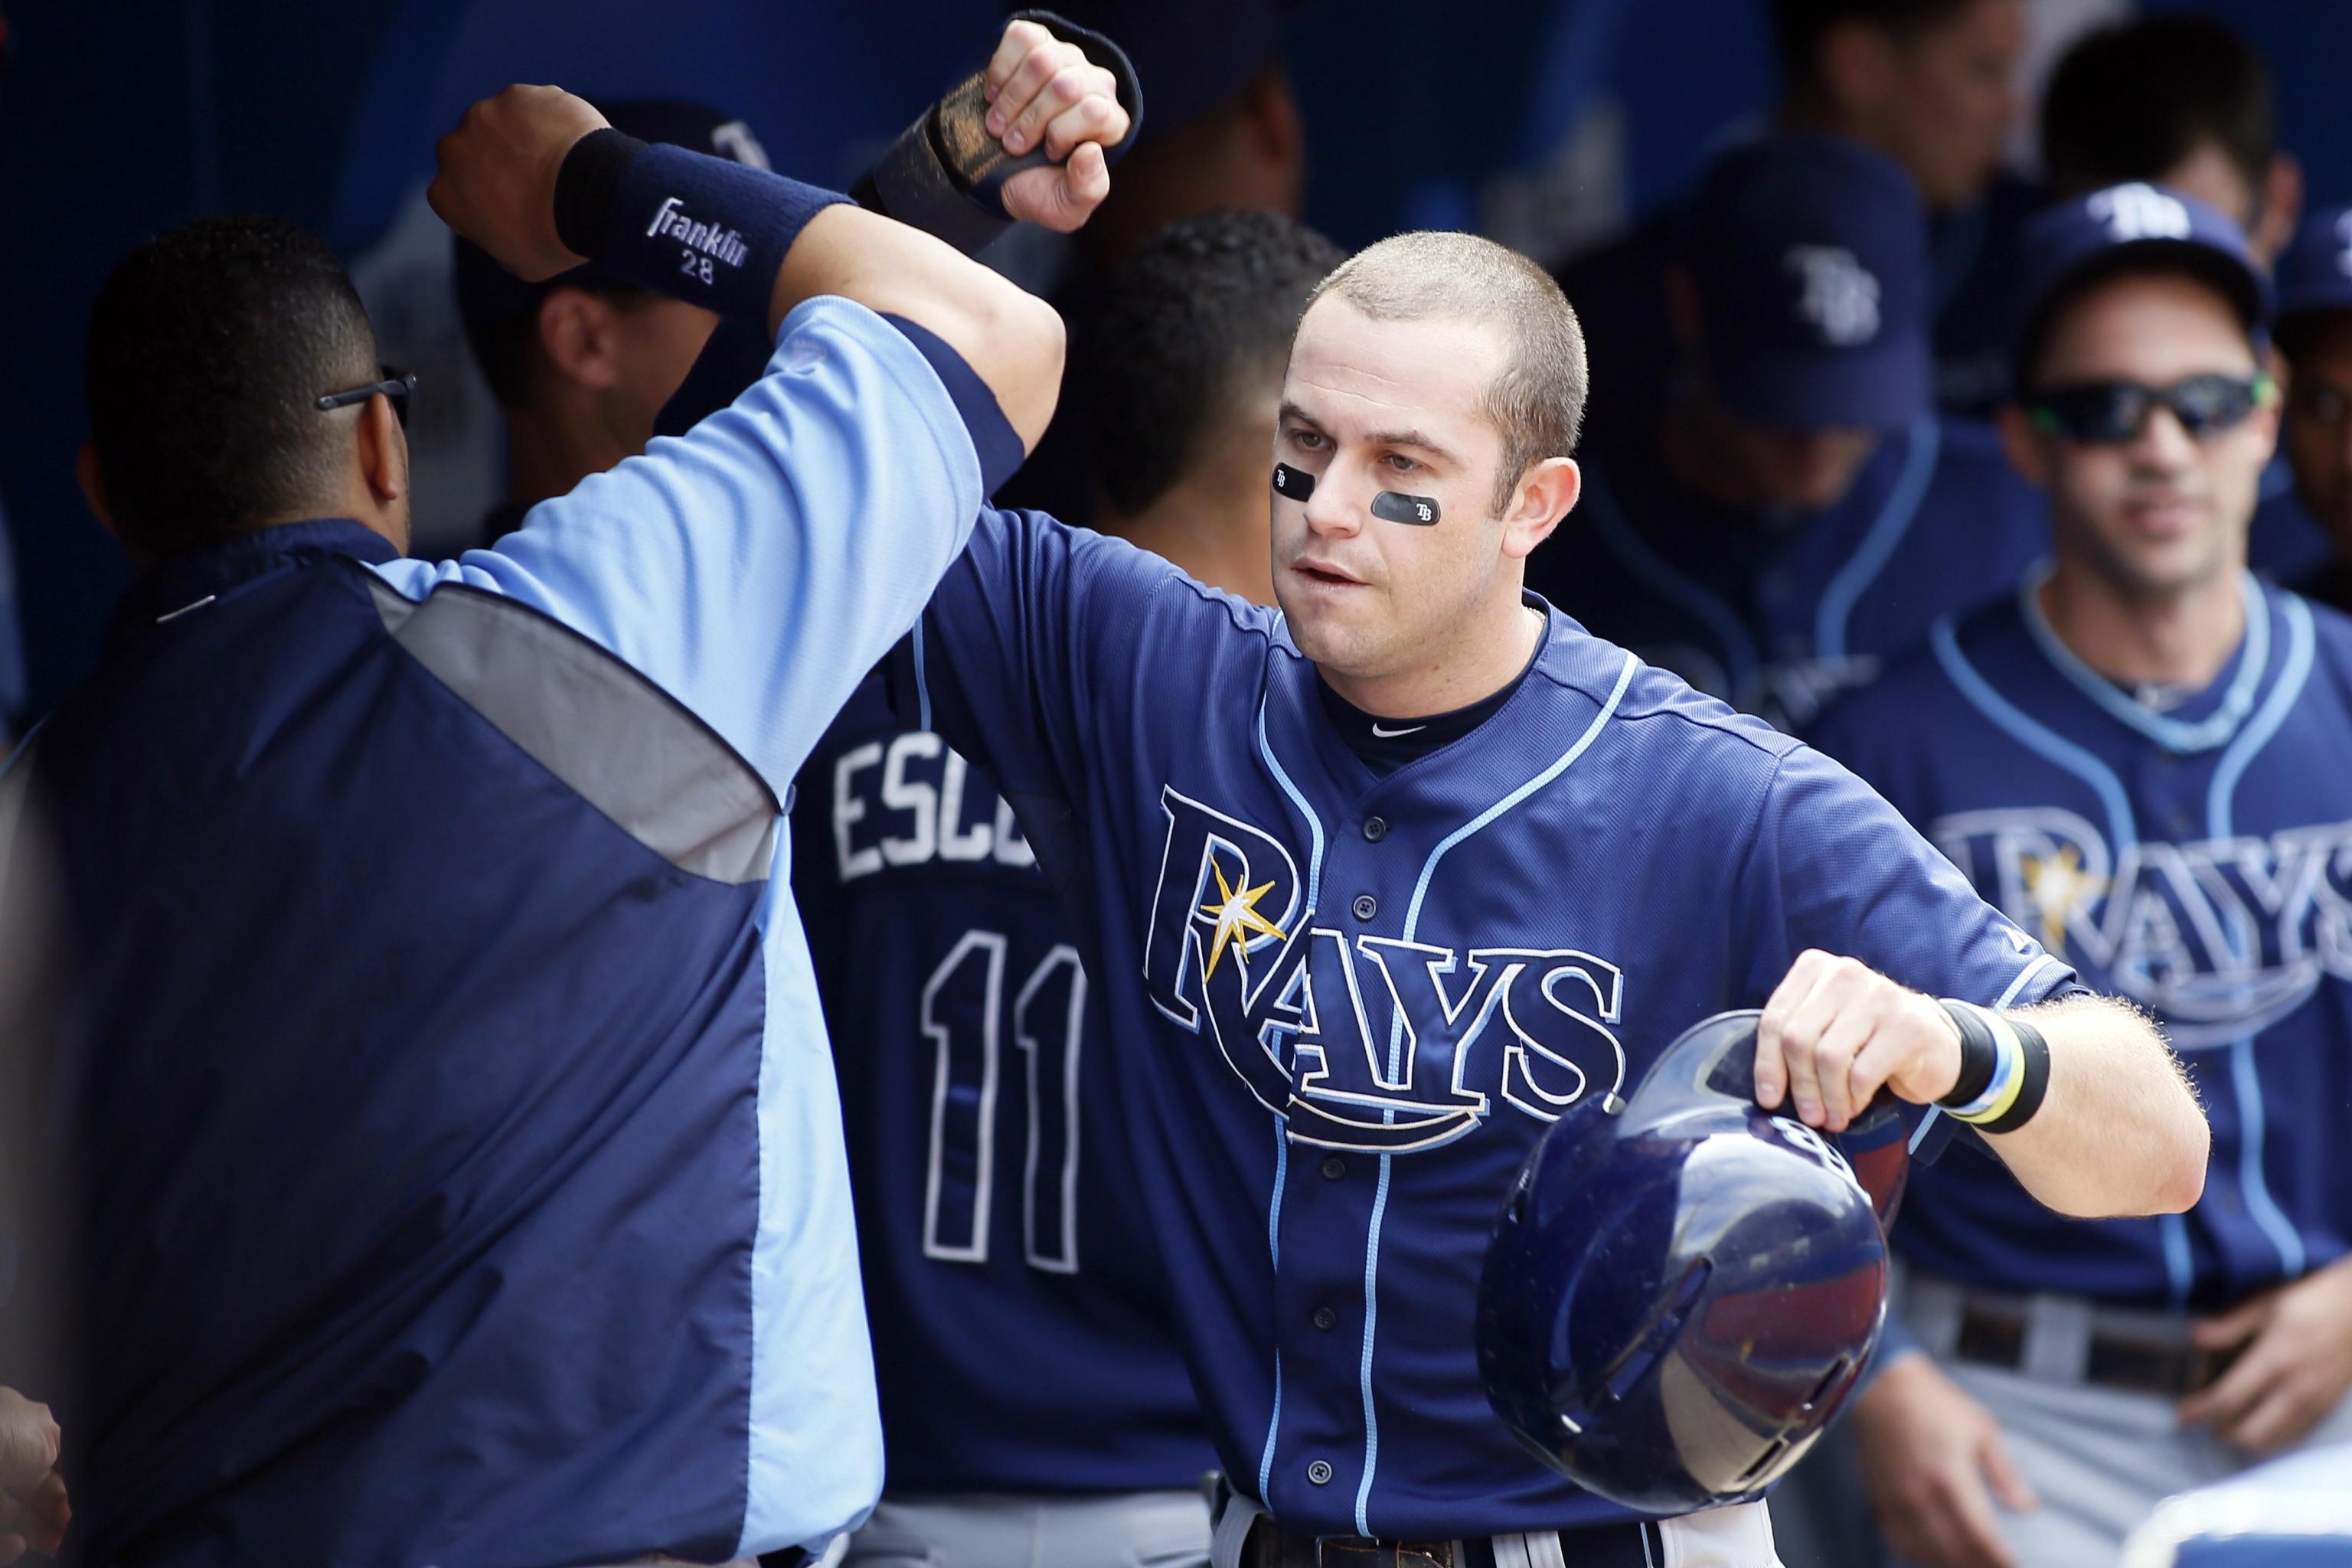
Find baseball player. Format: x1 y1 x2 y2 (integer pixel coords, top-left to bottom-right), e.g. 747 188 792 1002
870 215 2203 1565
1562 0 2033 424
1809 185 2352 1568
2038 13 2328 587
2270 204 2352 613
790 213 1338 1568
1527 134 2047 733
21 33 1117 1565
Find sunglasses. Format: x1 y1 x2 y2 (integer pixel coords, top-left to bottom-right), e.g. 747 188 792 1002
2024 373 2275 446
315 365 417 430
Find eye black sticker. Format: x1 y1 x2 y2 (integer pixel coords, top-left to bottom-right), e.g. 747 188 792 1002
1372 491 1441 526
1272 462 1315 501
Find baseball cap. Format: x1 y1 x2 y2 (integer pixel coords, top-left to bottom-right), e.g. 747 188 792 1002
2275 205 2352 332
1678 133 1932 433
451 98 770 339
2011 181 2272 392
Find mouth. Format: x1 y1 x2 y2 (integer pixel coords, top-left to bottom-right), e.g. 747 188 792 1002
2119 496 2207 539
1290 559 1367 590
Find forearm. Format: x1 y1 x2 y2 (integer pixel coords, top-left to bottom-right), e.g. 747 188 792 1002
1980 992 2207 1218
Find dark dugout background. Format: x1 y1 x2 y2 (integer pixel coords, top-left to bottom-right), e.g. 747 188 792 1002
0 0 2347 718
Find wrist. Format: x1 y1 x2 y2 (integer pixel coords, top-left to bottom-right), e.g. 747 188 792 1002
553 138 852 323
1936 1001 2051 1133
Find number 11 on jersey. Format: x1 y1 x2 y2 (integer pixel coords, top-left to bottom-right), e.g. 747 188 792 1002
921 929 1086 1273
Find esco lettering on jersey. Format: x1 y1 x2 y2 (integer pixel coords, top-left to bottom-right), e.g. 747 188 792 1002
1143 786 1628 1153
1785 245 1882 346
832 730 1038 879
2088 182 2192 243
1932 805 2352 1047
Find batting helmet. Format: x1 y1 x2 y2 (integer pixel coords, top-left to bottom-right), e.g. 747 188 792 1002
1476 1009 1905 1514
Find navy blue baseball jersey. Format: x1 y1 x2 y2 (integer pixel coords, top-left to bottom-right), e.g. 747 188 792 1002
792 676 1214 1494
893 506 2077 1538
1811 573 2352 1309
1527 416 2048 731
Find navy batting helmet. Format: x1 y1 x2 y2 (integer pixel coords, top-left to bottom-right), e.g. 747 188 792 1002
1477 1010 1905 1514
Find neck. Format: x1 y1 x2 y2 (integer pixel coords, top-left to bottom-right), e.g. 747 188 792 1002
1100 448 1278 608
2038 555 2246 689
502 397 632 511
1321 596 1546 719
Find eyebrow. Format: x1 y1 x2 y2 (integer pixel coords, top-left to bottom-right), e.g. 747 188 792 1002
1277 403 1464 469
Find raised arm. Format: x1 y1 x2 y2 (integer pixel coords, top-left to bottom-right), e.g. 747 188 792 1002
426 38 1125 453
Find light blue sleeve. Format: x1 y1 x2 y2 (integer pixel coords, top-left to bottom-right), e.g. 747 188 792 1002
369 296 984 792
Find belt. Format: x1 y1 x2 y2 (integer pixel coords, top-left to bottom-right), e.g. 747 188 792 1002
1952 1301 2243 1399
1212 1481 1662 1568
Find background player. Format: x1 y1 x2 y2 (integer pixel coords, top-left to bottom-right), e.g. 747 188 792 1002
1528 134 2043 731
1561 0 2028 423
794 208 1340 1568
2271 204 2352 613
452 98 765 544
1811 185 2352 1568
21 36 1112 1562
844 198 2205 1557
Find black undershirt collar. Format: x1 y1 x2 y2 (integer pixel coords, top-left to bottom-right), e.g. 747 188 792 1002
1315 626 1547 776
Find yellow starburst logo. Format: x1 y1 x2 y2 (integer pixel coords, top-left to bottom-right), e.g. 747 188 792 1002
2020 844 2104 951
1199 861 1288 981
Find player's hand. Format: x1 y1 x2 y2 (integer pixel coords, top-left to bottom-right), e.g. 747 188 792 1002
0 1388 67 1563
1853 1354 2036 1568
2180 1254 2352 1452
430 85 611 281
1755 949 1962 1132
981 18 1125 232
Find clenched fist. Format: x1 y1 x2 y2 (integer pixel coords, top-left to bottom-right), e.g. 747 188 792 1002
980 18 1127 232
429 85 610 281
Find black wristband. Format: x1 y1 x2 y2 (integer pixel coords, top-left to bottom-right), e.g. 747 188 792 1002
861 9 1144 256
1976 1017 2051 1135
554 128 648 260
1936 1000 2000 1109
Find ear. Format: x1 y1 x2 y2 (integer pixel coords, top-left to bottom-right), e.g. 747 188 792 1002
77 440 119 541
1501 456 1580 560
1817 21 1898 118
536 286 624 391
2251 153 2303 266
1997 404 2050 488
356 392 410 508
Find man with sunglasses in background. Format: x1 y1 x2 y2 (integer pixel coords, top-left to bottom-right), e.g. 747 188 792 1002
1808 185 2352 1568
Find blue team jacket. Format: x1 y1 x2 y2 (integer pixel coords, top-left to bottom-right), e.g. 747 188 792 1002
15 298 985 1568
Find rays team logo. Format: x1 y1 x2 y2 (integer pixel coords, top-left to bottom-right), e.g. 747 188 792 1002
2087 183 2192 243
1933 807 2352 1047
1142 786 1627 1152
1785 245 1881 346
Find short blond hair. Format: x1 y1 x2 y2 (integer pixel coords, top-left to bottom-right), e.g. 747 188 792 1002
1304 231 1588 513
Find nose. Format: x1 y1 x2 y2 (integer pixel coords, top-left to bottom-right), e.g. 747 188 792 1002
1302 465 1367 539
2130 405 2203 470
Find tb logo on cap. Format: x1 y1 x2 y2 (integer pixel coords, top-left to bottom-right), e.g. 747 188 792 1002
1785 246 1880 346
2089 183 2191 243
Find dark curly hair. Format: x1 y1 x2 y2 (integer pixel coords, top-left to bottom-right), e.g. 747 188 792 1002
1079 209 1344 518
85 214 378 554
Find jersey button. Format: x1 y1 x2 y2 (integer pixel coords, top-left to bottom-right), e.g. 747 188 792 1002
1320 1155 1348 1181
1312 1306 1338 1331
1352 893 1379 920
1363 816 1387 842
1307 1460 1334 1486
